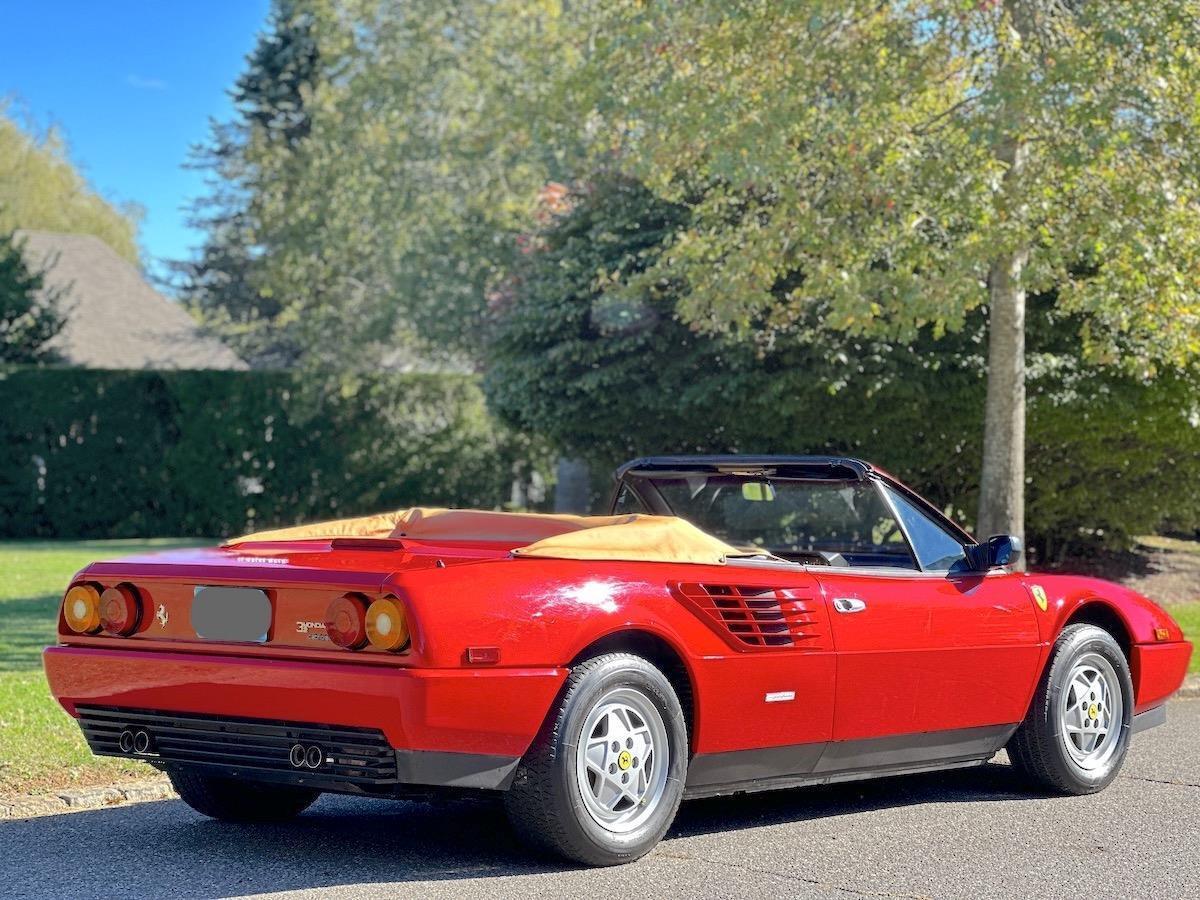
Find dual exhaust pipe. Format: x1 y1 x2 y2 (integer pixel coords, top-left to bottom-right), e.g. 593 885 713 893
118 729 152 755
290 743 325 769
116 728 324 770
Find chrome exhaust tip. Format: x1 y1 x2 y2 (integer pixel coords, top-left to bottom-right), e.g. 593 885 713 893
289 743 307 768
133 730 151 754
118 729 135 754
305 745 324 769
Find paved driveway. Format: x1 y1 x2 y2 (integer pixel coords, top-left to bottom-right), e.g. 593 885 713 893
6 701 1198 899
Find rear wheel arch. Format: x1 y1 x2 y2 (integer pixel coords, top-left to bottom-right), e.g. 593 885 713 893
568 629 696 754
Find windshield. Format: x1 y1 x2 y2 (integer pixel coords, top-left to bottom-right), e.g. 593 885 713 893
635 474 917 568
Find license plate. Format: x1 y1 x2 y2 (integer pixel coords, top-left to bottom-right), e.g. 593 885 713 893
191 587 272 642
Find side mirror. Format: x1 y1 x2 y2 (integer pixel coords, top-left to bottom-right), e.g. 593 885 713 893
969 534 1022 570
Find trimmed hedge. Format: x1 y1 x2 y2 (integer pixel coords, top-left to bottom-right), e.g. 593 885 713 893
0 368 546 539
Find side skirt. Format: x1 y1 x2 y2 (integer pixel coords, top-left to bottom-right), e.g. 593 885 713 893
1132 704 1166 734
684 724 1017 800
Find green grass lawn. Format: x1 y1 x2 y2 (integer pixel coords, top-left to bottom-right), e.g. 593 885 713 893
1168 603 1200 674
0 539 206 795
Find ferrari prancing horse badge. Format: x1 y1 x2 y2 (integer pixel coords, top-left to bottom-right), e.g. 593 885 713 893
1031 584 1049 612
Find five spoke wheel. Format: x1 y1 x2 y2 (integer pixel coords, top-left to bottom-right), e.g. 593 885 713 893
1060 653 1123 770
576 687 670 833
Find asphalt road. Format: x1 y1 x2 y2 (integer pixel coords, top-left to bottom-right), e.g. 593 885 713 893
5 701 1198 900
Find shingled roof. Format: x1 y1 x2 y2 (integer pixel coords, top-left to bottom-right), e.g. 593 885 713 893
19 230 246 370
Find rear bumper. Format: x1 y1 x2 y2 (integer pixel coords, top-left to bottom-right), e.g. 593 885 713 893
44 646 566 790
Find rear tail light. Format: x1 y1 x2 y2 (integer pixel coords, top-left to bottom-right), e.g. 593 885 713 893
365 596 410 651
99 584 142 636
63 584 102 634
325 594 368 649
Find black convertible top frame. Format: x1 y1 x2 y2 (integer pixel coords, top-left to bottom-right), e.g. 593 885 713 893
614 455 872 482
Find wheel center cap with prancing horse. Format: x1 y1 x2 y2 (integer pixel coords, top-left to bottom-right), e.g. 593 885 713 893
617 750 633 771
1089 703 1099 719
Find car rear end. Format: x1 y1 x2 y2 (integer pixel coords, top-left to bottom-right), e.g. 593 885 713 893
43 540 567 797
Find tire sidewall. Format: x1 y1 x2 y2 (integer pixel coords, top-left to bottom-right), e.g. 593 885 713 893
1042 626 1134 791
551 656 687 861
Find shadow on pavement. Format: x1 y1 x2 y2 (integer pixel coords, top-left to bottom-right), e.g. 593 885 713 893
0 762 1036 898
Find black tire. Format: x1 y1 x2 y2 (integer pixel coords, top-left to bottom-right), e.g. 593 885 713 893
504 652 688 866
168 768 320 822
1007 623 1133 794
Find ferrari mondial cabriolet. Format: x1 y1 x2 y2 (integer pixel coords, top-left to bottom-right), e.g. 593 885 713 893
45 456 1191 865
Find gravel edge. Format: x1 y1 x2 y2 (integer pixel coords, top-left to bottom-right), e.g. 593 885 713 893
1176 673 1200 700
0 776 175 820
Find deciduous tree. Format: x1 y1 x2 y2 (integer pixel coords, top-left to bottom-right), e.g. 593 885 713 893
590 0 1200 546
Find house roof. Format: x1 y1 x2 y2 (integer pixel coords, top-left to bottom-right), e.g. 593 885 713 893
18 230 246 370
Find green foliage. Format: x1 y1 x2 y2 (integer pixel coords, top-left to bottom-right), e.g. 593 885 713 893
0 368 549 539
0 229 66 363
486 176 757 459
176 0 324 367
590 2 1200 367
0 112 140 262
182 0 588 369
486 177 1200 558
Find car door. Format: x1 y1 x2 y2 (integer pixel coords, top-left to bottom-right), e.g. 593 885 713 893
816 479 1041 745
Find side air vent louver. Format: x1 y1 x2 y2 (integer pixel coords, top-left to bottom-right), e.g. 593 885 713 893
670 582 823 649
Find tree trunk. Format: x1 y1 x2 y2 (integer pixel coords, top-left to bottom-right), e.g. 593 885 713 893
977 0 1036 566
554 456 591 514
977 246 1027 552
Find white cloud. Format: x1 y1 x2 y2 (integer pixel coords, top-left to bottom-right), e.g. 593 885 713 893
125 74 168 91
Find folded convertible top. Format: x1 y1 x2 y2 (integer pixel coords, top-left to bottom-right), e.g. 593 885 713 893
227 508 753 566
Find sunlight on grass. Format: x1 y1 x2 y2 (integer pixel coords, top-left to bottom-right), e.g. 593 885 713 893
1166 603 1200 674
0 538 207 794
1136 535 1200 556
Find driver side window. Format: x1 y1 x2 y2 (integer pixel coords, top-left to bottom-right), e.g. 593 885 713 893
881 484 969 572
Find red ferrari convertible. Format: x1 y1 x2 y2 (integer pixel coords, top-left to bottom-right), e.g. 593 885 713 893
45 456 1191 865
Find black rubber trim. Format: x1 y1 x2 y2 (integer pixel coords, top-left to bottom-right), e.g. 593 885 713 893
684 724 1015 799
1132 704 1167 734
686 742 826 789
77 705 398 786
814 724 1016 773
394 749 520 790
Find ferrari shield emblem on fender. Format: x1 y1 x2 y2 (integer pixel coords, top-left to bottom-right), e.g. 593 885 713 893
1031 585 1049 612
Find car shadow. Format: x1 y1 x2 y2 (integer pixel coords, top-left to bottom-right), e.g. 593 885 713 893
0 762 1042 898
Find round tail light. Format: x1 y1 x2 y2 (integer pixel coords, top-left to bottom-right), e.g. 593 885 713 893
325 594 368 649
99 584 142 636
365 597 410 651
63 584 102 634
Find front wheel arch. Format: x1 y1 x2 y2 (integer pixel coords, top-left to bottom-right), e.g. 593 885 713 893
1063 600 1132 662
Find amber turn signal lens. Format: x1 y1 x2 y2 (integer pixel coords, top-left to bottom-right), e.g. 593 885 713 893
365 597 409 651
63 584 102 634
99 584 142 636
326 594 368 649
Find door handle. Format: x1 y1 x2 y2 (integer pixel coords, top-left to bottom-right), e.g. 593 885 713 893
832 597 867 614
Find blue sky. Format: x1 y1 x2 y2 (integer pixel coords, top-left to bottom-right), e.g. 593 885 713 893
0 1 271 278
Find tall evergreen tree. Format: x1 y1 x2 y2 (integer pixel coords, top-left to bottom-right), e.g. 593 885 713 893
175 0 321 367
0 228 67 363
